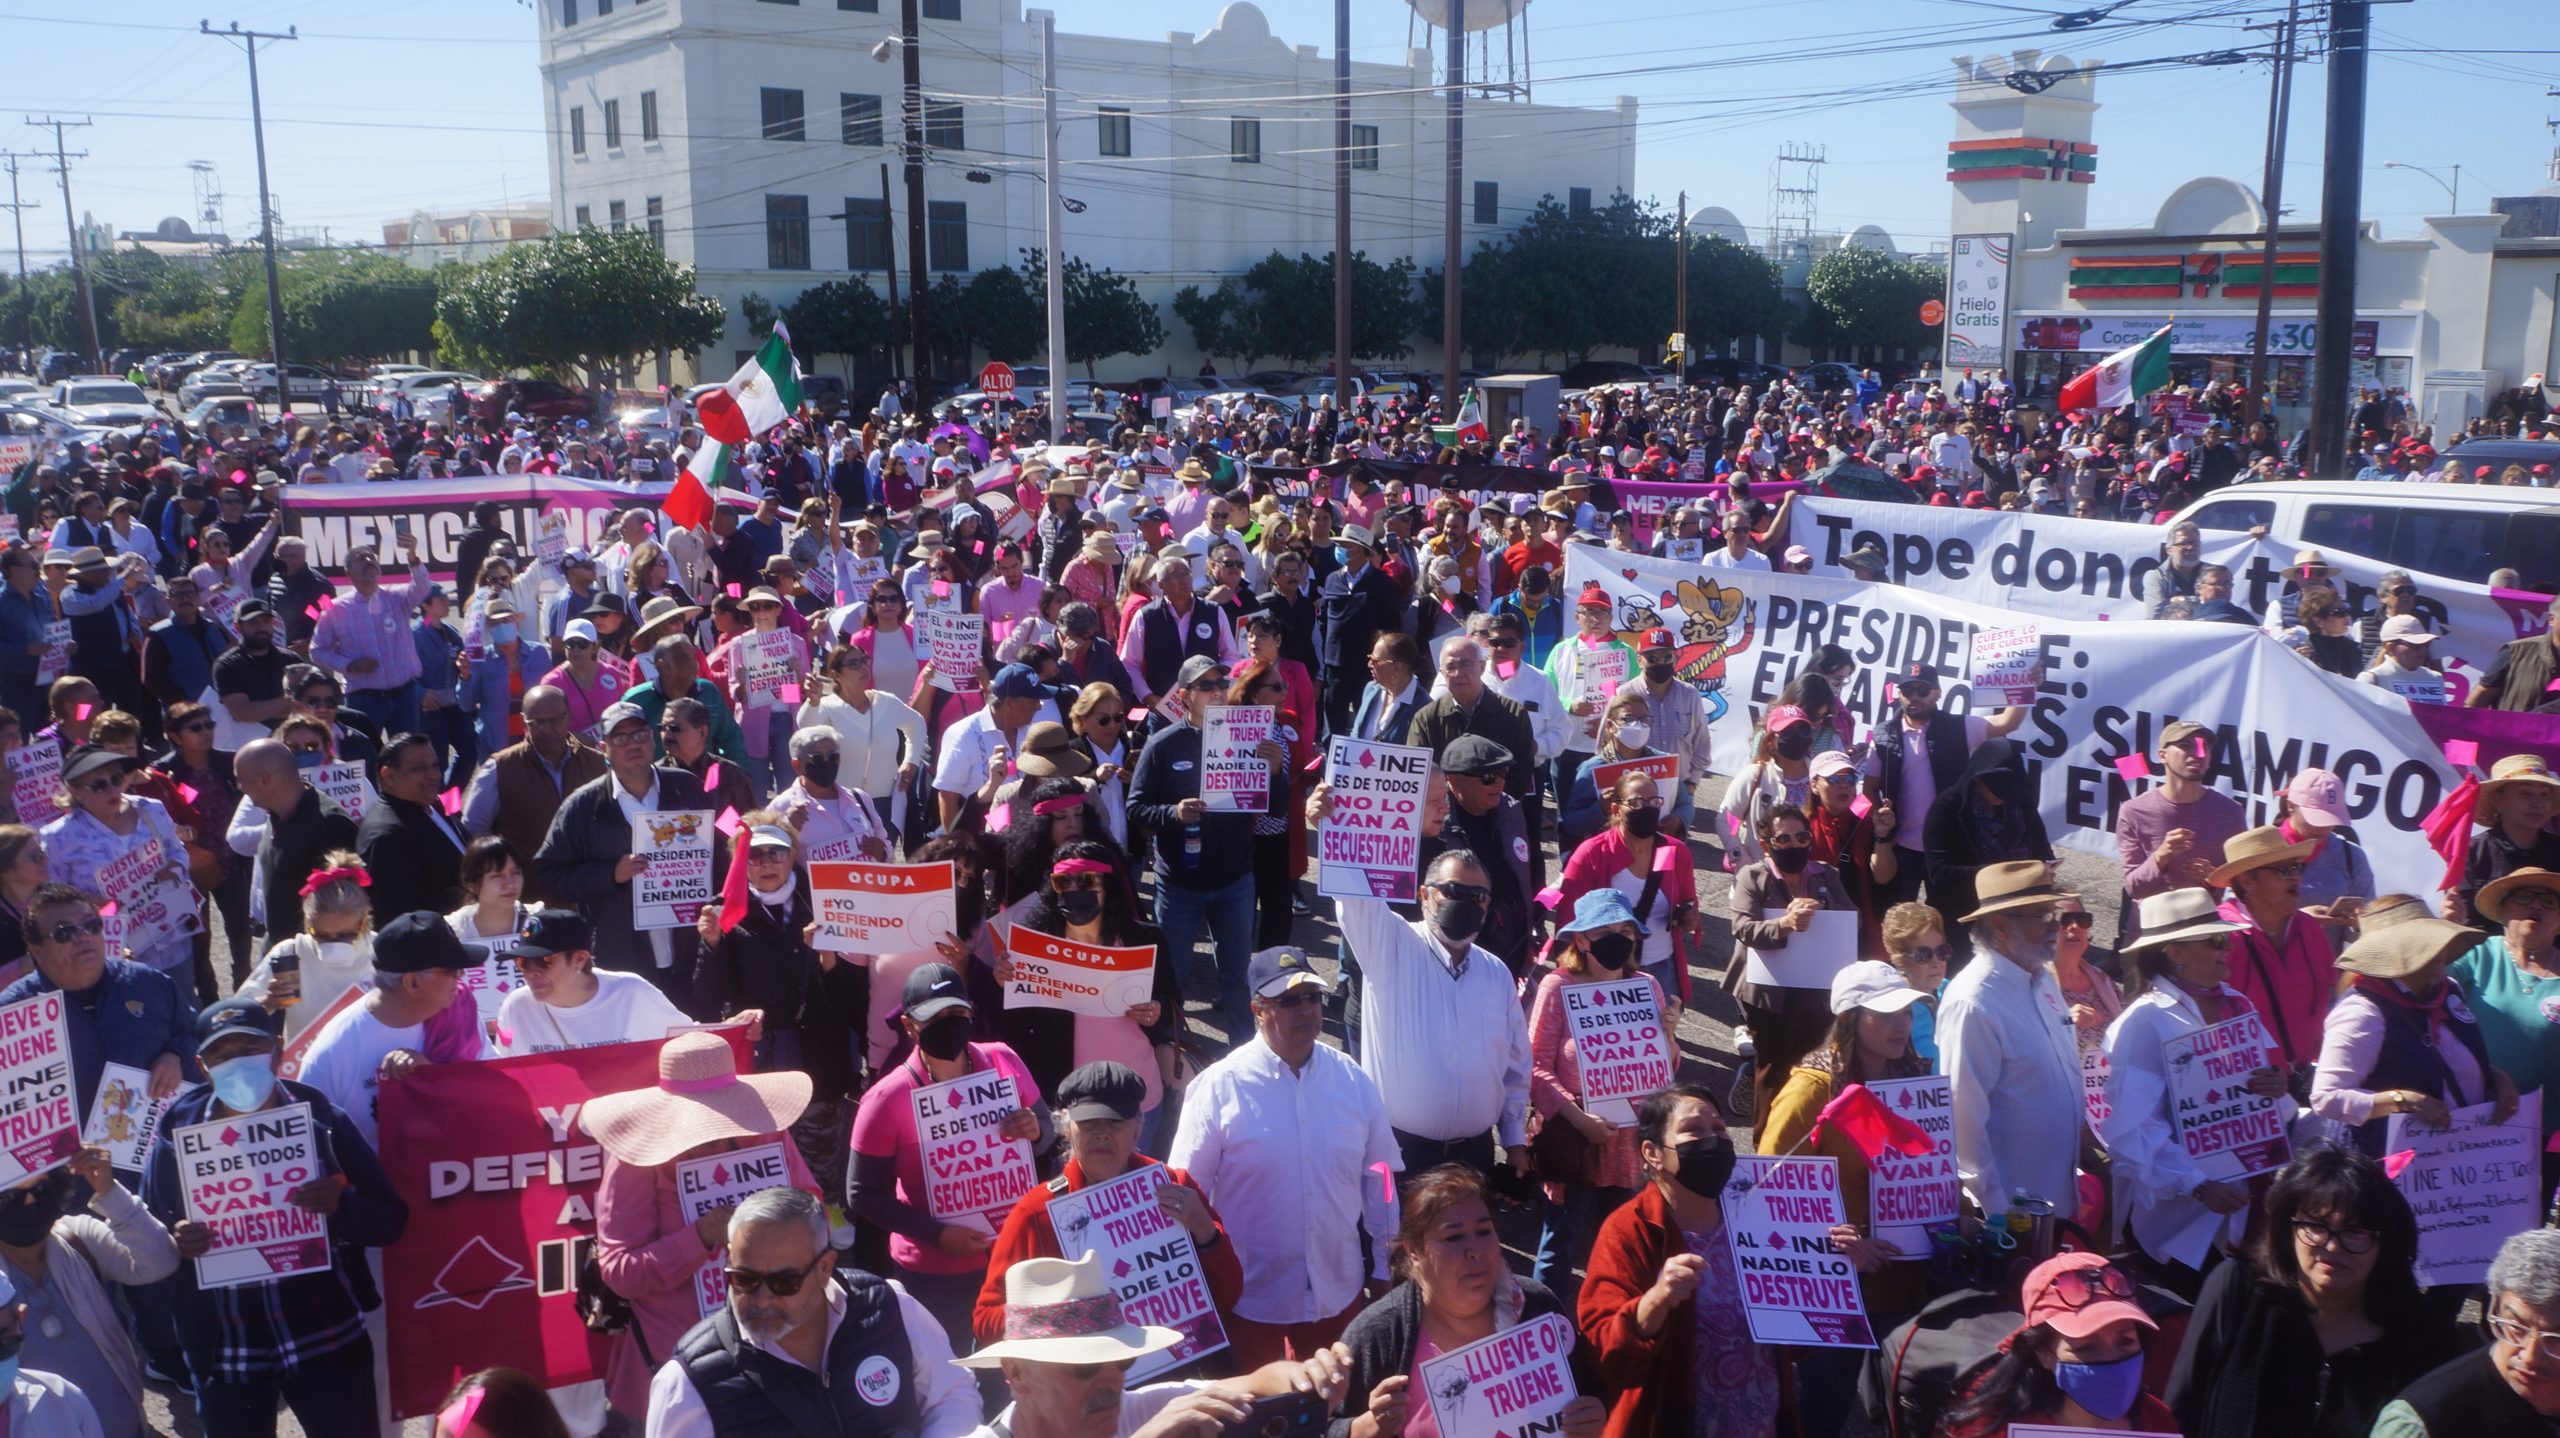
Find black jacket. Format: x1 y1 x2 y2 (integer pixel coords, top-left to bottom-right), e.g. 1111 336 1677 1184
257 785 361 944
696 885 865 1099
531 765 726 1019
1325 1277 1596 1438
2167 1240 2465 1438
356 793 468 924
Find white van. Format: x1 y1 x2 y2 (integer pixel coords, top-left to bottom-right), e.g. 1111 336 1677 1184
2173 481 2560 591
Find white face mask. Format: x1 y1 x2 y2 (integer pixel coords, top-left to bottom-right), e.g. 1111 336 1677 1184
315 941 362 968
1436 574 1461 595
1614 720 1652 749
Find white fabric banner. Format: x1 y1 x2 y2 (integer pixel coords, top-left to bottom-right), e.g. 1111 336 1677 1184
1562 543 2459 882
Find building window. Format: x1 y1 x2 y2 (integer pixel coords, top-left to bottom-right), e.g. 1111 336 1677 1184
1098 107 1131 158
844 197 891 270
602 99 622 149
762 88 806 141
645 196 664 250
573 204 593 228
839 0 878 8
1351 124 1379 170
640 91 659 142
1569 186 1592 219
1472 181 1497 225
596 0 611 14
921 0 958 16
841 94 883 147
927 200 968 271
570 106 587 156
608 199 627 232
1231 118 1261 164
924 100 963 152
767 195 811 270
560 0 577 25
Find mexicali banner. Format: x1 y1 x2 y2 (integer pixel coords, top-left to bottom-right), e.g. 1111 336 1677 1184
280 475 756 582
1561 543 2457 883
1783 495 2544 675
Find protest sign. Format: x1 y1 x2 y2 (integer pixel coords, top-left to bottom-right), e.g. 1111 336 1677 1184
926 611 984 694
1741 909 1858 990
2081 1042 2113 1131
1003 927 1157 1019
0 992 76 1185
1863 1077 1960 1256
1562 544 2458 885
534 510 569 567
1576 645 1630 703
1721 1155 1873 1348
173 1102 331 1288
2388 1091 2543 1287
676 1140 797 1317
34 622 68 688
2379 671 2448 705
279 471 754 583
740 630 800 709
1049 1167 1230 1381
84 1060 191 1175
380 1029 754 1419
277 988 364 1082
1201 706 1275 814
1969 625 2043 706
632 810 715 930
6 739 62 825
2164 1013 2290 1180
1588 753 1679 800
1416 1312 1579 1438
95 840 202 955
913 1071 1036 1234
1558 980 1674 1125
811 860 957 954
311 761 375 826
459 950 523 1045
1317 738 1435 902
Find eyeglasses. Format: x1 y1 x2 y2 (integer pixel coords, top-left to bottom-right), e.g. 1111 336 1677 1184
658 723 687 736
1430 882 1490 904
75 776 123 796
2258 861 2308 878
2037 1262 2134 1310
2488 1312 2560 1357
1898 944 1954 964
2507 890 2560 915
43 916 103 945
2057 912 2094 928
721 1250 832 1297
2291 1219 2378 1255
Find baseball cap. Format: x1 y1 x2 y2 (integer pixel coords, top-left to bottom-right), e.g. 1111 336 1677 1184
1639 627 1677 653
2018 1252 2155 1342
1174 655 1228 691
747 824 798 852
501 909 594 959
2281 767 2351 830
1894 661 1940 690
901 962 972 1023
1810 749 1859 783
1248 946 1331 999
599 701 650 735
1056 1062 1146 1123
373 911 487 975
1830 959 1928 1016
2378 614 2436 646
198 996 283 1048
2157 719 2212 754
1766 704 1811 733
564 619 601 647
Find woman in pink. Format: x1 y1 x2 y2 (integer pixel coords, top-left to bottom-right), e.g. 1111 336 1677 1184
586 1031 818 1414
1115 555 1160 650
2212 824 2338 1070
1058 535 1122 640
1528 888 1671 1293
1553 768 1700 1011
537 617 632 736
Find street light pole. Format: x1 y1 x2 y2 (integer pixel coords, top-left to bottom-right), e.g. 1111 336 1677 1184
2307 0 2370 478
202 21 298 416
899 2 932 413
2383 160 2460 214
1332 0 1351 411
1041 14 1066 445
1440 1 1463 413
23 119 97 370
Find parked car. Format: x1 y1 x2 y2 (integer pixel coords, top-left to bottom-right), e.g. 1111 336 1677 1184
239 363 339 404
47 378 160 428
471 378 595 425
0 380 39 404
2174 479 2560 591
1686 357 1791 388
1792 361 1862 394
182 397 261 431
35 351 82 383
371 371 480 420
178 376 252 410
800 373 849 419
156 350 240 388
0 405 85 472
1557 359 1656 392
1238 369 1306 391
366 363 433 381
2441 436 2560 478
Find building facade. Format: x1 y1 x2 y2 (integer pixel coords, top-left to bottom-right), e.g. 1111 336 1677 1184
538 0 1637 384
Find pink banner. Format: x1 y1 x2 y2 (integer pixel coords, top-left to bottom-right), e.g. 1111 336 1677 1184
282 476 756 582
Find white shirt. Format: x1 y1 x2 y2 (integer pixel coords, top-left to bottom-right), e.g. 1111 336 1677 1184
1481 662 1567 763
495 969 693 1055
1168 1035 1403 1324
796 691 927 802
1938 945 2084 1216
1335 896 1531 1147
2102 982 2299 1268
295 997 485 1147
775 779 886 863
968 1381 1212 1438
645 1279 980 1438
1700 544 1770 573
932 708 1030 797
610 772 675 971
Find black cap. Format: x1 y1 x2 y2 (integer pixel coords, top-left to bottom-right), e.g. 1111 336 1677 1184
199 996 282 1048
499 909 591 960
235 599 275 621
59 745 137 788
1056 1061 1146 1123
1895 660 1941 690
1440 733 1514 779
372 911 487 975
901 962 971 1023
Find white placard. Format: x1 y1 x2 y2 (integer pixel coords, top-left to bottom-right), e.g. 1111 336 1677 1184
0 992 76 1185
925 611 984 694
677 1140 797 1317
810 860 956 954
912 1070 1035 1233
1316 737 1434 903
2080 1040 2113 1131
2388 1091 2543 1287
83 1060 192 1175
94 839 201 956
1200 706 1273 814
1048 1167 1230 1381
310 761 374 826
631 809 716 930
1558 979 1674 1125
1721 1154 1873 1348
2164 1012 2291 1181
1002 927 1156 1019
1741 909 1858 989
1416 1312 1580 1438
33 622 68 688
1863 1076 1960 1256
6 739 63 824
1968 624 2042 706
740 630 799 710
172 1102 331 1288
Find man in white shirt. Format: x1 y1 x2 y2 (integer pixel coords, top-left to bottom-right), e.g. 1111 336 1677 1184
1179 497 1247 586
889 423 935 494
1470 612 1567 769
1937 862 2089 1218
647 1187 981 1438
295 911 490 1148
1700 509 1770 572
931 664 1056 826
1168 948 1400 1367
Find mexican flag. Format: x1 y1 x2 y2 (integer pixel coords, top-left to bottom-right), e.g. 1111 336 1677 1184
696 323 805 445
2056 325 2173 414
1431 387 1488 446
666 441 724 530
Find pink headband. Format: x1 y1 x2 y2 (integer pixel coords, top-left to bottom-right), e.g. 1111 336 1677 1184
1032 796 1084 817
301 865 369 897
1051 858 1112 878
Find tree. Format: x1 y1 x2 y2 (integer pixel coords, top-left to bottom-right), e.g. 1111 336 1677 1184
228 249 437 363
1019 250 1164 379
434 227 726 381
781 280 892 372
1173 279 1259 367
961 264 1044 363
1804 245 1947 354
1682 235 1787 357
739 292 779 338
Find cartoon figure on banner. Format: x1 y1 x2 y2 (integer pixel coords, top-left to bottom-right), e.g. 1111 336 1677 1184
646 813 705 847
95 1073 147 1147
1611 577 1756 722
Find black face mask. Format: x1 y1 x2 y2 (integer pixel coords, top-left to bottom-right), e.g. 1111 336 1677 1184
799 752 842 788
1430 898 1486 950
1644 662 1677 685
1589 932 1637 971
916 1013 972 1062
1622 804 1660 840
1770 845 1811 874
0 1177 68 1247
1670 1136 1736 1199
1056 888 1103 926
1776 728 1814 760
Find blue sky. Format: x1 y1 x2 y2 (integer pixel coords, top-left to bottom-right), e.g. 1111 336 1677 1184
4 0 2553 267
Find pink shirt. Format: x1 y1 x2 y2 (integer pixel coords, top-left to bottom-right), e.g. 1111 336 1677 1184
849 1040 1044 1274
979 576 1045 651
2219 897 2338 1068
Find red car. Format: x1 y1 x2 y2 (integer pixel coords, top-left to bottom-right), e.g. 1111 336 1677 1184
471 378 597 425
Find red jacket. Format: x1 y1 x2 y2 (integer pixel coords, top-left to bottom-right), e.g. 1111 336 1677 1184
970 1153 1244 1347
1578 1183 1694 1438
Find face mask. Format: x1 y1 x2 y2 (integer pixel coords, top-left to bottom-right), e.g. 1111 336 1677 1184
489 622 519 646
0 1178 67 1247
799 752 842 789
1056 888 1103 926
1429 897 1486 950
2053 1353 2145 1421
209 1054 277 1112
294 750 326 771
1614 721 1651 750
1588 932 1637 971
1770 845 1811 874
1436 574 1460 595
1645 662 1676 685
1776 728 1814 760
917 1014 972 1062
315 941 361 968
1332 546 1350 568
1622 804 1660 839
1669 1136 1736 1198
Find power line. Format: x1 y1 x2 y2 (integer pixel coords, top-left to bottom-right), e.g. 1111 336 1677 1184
23 116 97 365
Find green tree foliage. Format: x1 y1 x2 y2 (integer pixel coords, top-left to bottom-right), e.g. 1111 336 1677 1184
1420 192 1725 368
1171 279 1259 368
1803 246 1948 354
225 249 437 363
781 280 892 370
962 265 1044 363
1682 236 1788 356
434 227 725 380
739 292 779 338
1172 251 1417 368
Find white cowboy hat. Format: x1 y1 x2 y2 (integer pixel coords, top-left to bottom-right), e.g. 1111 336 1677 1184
954 1253 1183 1368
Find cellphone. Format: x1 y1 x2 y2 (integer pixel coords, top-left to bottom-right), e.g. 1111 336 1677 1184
393 515 413 541
1219 1391 1328 1438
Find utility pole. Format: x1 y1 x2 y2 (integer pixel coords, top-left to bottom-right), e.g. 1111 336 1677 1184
0 154 33 360
1332 0 1351 410
1441 1 1463 412
23 119 97 370
901 0 933 413
879 164 902 385
2308 0 2369 476
1040 14 1066 445
2246 0 2300 430
201 22 299 417
1674 189 1688 370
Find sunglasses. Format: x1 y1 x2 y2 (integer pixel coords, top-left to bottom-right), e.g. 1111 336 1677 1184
2038 1262 2134 1311
565 640 595 651
178 721 216 734
1899 943 1954 964
1487 636 1522 650
43 916 103 945
1089 711 1125 726
721 1250 832 1297
75 776 124 795
1430 882 1490 904
2058 912 2093 928
1766 834 1812 850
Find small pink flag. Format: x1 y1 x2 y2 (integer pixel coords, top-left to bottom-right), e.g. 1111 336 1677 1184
1369 1161 1394 1203
98 901 116 917
1850 794 1872 819
1534 885 1563 911
714 807 742 838
2445 739 2479 768
726 583 743 598
777 683 803 706
438 787 462 816
703 762 724 792
175 781 200 806
305 603 326 622
2112 753 2149 782
72 703 91 722
2382 1149 2418 1179
1494 659 1519 679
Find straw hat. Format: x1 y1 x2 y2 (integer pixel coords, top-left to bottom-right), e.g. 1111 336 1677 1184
2357 893 2433 933
2476 867 2560 924
2479 755 2560 821
1078 534 1123 568
2335 916 2478 981
1958 861 2072 923
955 1253 1183 1369
2119 888 2248 954
2205 825 2319 889
579 1033 812 1168
631 595 702 647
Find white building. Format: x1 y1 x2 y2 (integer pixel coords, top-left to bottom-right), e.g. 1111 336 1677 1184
384 207 554 269
537 0 1636 384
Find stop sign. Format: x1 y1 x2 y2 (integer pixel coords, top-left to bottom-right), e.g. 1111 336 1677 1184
978 362 1016 399
1919 299 1946 327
